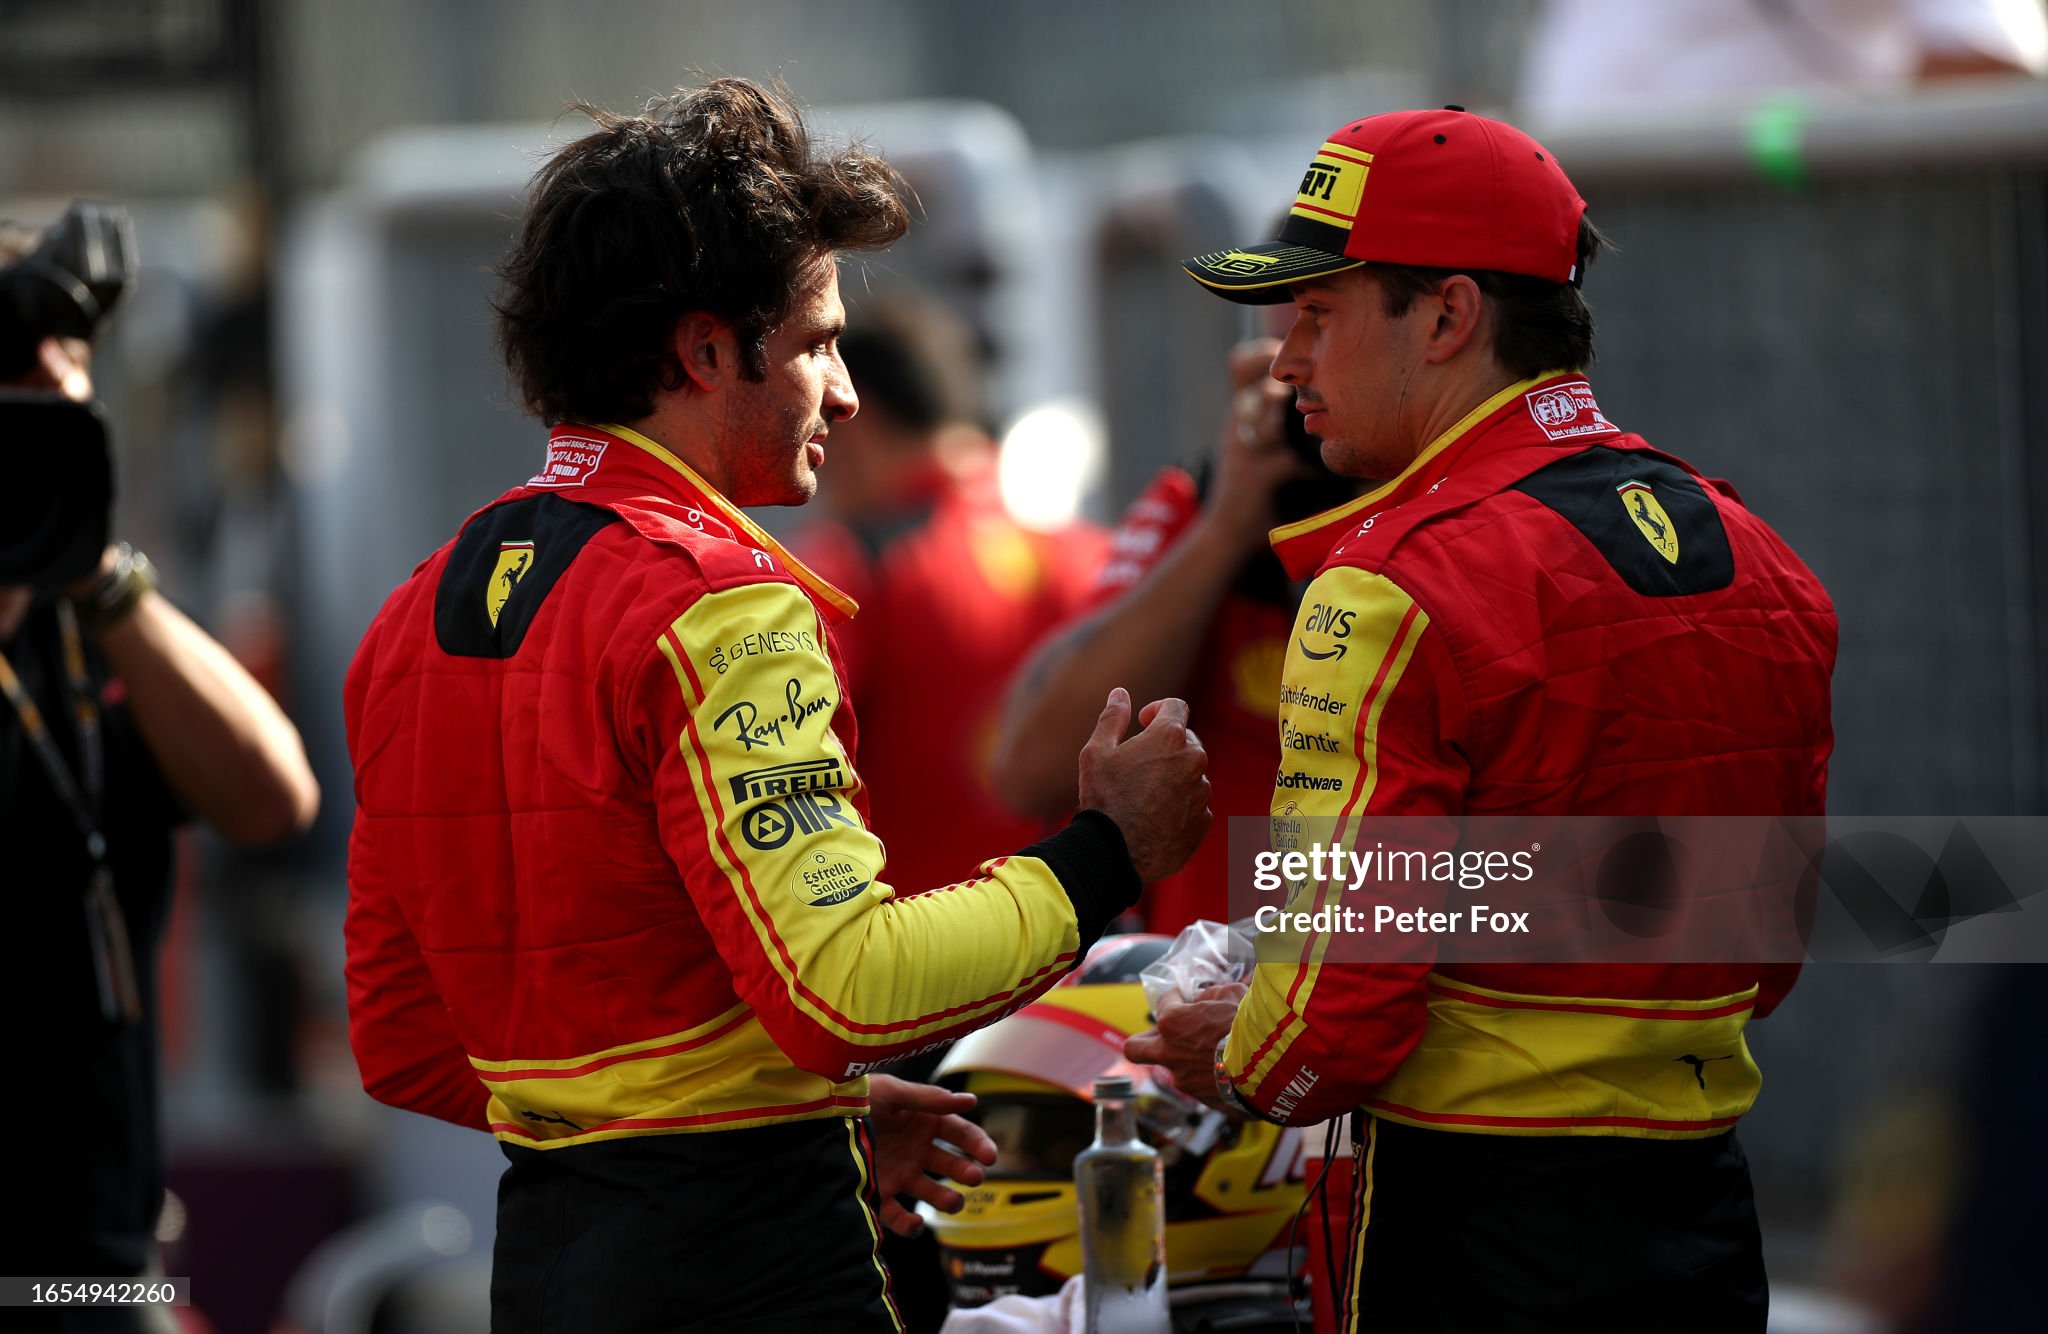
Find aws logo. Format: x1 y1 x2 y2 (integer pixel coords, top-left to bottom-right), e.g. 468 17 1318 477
1296 602 1355 661
1616 480 1679 565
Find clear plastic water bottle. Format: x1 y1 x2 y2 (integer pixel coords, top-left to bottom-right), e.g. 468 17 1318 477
1074 1075 1171 1333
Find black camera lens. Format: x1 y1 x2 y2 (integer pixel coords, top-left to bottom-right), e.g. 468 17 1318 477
0 393 113 586
0 201 133 381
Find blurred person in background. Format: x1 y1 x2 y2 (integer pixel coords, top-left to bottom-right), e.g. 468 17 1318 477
789 291 1107 899
994 333 1361 935
1521 0 2048 116
341 77 1210 1333
788 293 1109 1331
0 219 319 1327
1130 107 1835 1332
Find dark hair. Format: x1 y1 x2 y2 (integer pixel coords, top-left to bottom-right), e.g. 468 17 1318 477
837 291 985 433
494 77 909 425
1371 216 1612 378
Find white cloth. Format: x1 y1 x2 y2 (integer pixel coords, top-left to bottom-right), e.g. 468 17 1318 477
1521 0 2048 116
938 1276 1086 1334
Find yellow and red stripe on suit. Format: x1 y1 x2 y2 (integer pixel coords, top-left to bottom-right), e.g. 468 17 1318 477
1221 373 1835 1136
344 423 1136 1148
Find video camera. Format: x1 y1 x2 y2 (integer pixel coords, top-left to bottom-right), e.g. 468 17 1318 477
0 201 133 587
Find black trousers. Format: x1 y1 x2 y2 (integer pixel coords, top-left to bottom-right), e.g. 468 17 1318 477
491 1117 901 1333
1343 1117 1768 1334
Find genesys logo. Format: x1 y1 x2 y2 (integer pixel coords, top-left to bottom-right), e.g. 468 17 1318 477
707 628 817 676
1296 602 1355 661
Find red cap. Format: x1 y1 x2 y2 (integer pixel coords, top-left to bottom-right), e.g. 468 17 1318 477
1183 108 1588 303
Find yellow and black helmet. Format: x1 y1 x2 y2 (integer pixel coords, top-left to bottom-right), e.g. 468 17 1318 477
926 935 1309 1308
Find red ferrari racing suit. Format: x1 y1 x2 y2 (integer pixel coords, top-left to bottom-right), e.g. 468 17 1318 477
1219 372 1836 1135
344 422 1138 1148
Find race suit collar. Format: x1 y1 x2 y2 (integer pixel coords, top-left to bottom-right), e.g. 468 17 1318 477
536 421 860 624
1268 370 1611 581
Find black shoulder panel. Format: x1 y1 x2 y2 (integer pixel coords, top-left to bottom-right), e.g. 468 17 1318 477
1510 446 1734 598
433 495 622 658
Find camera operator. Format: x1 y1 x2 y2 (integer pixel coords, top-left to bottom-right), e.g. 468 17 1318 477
0 209 318 1323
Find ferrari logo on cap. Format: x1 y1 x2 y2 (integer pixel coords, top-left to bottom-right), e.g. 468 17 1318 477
488 541 535 627
1291 142 1372 225
1616 483 1678 565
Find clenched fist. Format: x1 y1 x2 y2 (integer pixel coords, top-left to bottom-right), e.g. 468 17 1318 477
1077 687 1211 883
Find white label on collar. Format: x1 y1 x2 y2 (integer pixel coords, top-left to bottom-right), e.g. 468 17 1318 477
528 436 608 488
1525 383 1615 442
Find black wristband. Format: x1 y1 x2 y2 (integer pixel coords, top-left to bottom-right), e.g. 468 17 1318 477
1018 809 1142 952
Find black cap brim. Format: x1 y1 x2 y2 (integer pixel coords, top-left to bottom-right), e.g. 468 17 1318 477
1181 243 1365 305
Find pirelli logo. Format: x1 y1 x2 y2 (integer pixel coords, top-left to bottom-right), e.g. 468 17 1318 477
729 758 845 805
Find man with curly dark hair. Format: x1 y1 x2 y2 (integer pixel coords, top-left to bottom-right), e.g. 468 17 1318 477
342 78 1211 1331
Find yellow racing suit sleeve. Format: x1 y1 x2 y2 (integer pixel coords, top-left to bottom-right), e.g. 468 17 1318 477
1221 564 1468 1124
641 578 1141 1080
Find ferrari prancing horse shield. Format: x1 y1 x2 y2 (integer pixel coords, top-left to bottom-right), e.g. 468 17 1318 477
488 541 536 627
1616 482 1679 565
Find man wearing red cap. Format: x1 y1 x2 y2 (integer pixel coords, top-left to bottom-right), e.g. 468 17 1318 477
1129 108 1836 1331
